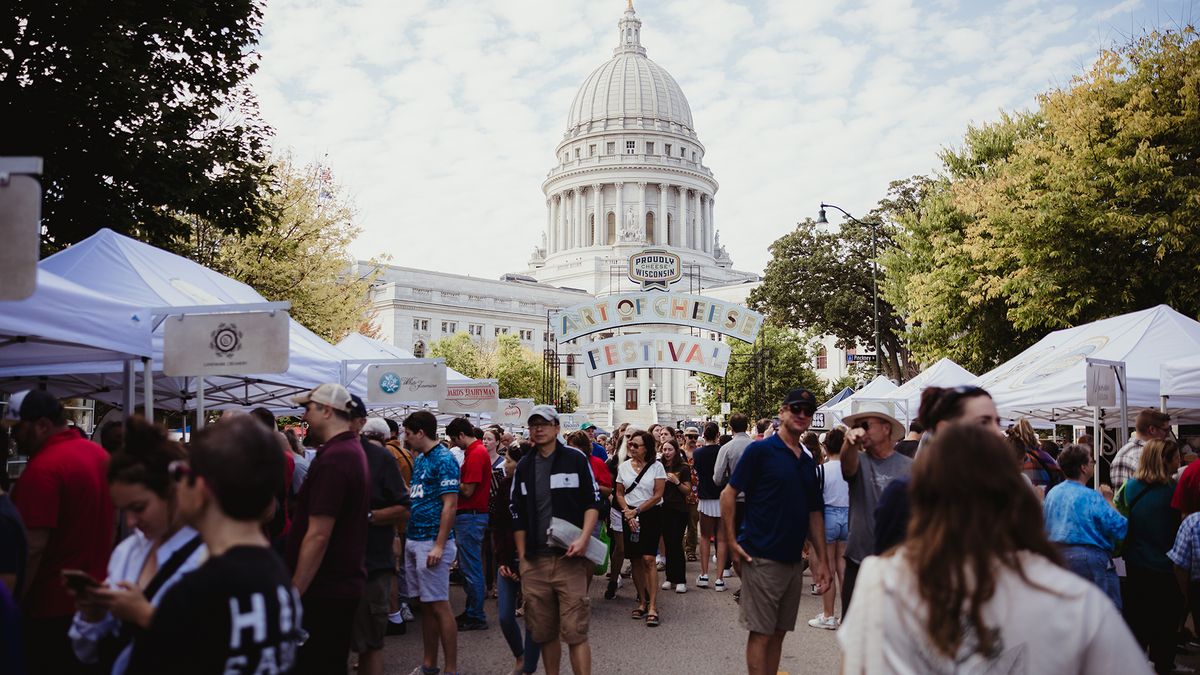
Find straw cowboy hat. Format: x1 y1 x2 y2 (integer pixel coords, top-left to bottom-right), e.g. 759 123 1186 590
842 400 905 442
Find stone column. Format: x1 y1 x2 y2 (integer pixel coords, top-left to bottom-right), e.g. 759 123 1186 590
638 369 649 409
692 191 702 252
679 187 689 249
593 183 603 247
550 196 559 252
614 182 624 244
591 369 602 406
638 182 648 243
700 194 709 253
659 367 672 405
615 370 627 412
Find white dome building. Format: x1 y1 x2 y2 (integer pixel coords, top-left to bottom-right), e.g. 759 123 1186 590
529 2 755 295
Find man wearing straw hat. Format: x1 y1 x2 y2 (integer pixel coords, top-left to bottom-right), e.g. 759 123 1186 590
839 400 910 620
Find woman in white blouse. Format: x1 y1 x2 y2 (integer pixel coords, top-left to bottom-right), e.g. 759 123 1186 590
615 429 666 627
69 419 207 674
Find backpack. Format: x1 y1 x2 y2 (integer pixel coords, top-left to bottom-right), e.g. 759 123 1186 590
385 439 414 487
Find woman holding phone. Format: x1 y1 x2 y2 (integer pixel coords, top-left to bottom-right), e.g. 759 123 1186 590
69 419 206 674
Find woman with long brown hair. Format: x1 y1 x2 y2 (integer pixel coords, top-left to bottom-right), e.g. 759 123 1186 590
839 422 1148 674
657 438 692 594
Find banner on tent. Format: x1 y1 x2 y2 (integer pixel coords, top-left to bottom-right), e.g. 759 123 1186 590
367 361 447 404
497 399 534 426
582 332 731 377
441 381 500 414
164 311 289 376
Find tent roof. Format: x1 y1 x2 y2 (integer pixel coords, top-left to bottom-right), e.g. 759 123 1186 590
821 386 855 408
873 358 976 424
1162 356 1200 407
5 229 351 411
814 375 897 428
975 304 1200 424
336 333 473 382
0 269 152 370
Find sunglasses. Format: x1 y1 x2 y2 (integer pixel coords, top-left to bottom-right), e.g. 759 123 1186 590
627 441 644 448
168 460 193 484
786 402 816 416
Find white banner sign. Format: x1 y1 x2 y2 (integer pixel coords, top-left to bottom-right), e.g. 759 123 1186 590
164 311 289 376
1086 362 1117 407
366 361 447 404
582 332 732 377
554 292 763 344
496 398 534 426
558 412 581 430
441 380 500 414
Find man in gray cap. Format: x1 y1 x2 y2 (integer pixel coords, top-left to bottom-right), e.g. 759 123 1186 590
510 405 602 675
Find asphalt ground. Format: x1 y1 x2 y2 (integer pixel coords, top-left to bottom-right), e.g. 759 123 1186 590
379 558 842 674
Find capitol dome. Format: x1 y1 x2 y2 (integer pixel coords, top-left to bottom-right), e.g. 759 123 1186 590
565 48 694 136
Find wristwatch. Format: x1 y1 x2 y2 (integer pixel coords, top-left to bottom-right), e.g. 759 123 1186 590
367 510 375 523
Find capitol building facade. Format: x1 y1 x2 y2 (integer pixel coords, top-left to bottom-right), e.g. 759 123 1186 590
361 4 854 427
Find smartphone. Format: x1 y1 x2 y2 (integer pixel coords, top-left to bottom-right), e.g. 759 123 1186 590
61 569 101 593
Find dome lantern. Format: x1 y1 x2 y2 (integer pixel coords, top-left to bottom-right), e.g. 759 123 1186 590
615 0 646 57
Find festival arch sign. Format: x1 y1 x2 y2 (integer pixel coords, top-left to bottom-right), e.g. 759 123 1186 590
552 249 762 378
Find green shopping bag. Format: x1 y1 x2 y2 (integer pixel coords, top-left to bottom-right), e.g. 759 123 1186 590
593 522 612 575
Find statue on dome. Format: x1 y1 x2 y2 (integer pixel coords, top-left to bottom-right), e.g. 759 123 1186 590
619 205 643 242
714 229 729 259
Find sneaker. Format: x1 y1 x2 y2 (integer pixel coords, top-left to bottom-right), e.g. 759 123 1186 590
810 583 820 596
807 614 839 630
604 581 618 600
656 559 665 572
722 568 733 578
408 667 439 675
674 583 687 594
399 603 414 622
661 580 672 590
696 574 709 588
714 579 727 592
457 618 488 631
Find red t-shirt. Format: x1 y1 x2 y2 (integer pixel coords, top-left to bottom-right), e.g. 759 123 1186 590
1172 460 1200 515
589 456 613 491
12 429 113 618
458 440 491 512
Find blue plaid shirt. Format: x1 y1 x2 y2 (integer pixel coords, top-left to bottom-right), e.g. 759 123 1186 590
1168 512 1200 580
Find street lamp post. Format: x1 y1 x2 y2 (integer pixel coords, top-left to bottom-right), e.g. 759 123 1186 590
816 203 881 370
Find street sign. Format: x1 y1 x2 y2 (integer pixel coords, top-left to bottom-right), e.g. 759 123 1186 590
720 402 731 414
846 354 877 363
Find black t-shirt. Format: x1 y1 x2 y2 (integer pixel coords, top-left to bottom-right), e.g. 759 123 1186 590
362 438 408 574
692 444 722 500
128 546 303 675
893 439 919 459
0 494 28 599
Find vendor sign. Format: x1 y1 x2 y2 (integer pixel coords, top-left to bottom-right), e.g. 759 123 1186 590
555 292 762 345
441 380 500 414
583 332 731 377
497 398 534 426
367 361 447 404
164 311 289 376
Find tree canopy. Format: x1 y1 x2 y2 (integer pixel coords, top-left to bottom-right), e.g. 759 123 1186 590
430 333 575 409
698 323 823 422
2 0 274 252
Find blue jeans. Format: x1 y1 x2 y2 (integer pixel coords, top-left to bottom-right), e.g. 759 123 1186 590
455 512 489 622
1060 544 1122 610
498 571 541 673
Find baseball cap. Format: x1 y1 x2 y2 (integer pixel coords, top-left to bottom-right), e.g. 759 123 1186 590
347 394 369 419
527 405 560 425
684 426 700 436
580 422 596 430
782 387 817 411
2 390 62 427
291 383 353 412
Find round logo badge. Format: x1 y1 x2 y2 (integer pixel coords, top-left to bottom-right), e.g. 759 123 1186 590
379 372 401 394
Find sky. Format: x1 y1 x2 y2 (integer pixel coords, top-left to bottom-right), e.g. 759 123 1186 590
251 0 1188 279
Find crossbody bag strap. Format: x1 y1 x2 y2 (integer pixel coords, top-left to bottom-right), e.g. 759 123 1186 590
625 461 655 494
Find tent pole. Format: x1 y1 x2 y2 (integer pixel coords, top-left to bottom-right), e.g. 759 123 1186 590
1092 405 1101 494
1117 364 1129 447
123 360 136 420
1161 395 1169 414
143 357 154 423
196 376 206 431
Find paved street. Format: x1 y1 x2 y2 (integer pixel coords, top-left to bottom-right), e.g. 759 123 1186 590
381 559 841 674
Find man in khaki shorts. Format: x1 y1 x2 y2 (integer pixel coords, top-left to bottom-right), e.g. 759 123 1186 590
721 388 831 675
510 406 602 675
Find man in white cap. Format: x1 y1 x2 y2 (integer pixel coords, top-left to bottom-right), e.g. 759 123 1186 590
510 405 602 675
285 383 370 675
839 400 910 619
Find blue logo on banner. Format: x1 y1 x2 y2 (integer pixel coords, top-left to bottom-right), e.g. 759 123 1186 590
379 372 401 394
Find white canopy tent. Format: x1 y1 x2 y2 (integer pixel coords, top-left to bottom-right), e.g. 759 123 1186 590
1160 356 1200 410
869 358 976 426
815 375 897 429
3 229 351 413
975 305 1200 425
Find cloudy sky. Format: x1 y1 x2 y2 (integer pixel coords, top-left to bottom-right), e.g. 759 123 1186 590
252 0 1178 279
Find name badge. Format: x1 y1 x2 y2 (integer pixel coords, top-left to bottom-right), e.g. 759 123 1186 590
550 473 579 489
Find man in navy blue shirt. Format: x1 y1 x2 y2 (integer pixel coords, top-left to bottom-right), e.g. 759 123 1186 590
721 387 830 675
580 422 608 462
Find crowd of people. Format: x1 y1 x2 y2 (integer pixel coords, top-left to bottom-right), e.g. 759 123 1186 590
1 380 1199 674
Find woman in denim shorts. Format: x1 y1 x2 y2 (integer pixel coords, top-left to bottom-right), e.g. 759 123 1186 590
809 427 849 630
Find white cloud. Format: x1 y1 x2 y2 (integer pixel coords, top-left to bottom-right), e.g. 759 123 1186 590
252 0 1166 279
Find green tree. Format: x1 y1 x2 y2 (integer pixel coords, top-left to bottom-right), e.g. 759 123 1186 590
188 155 381 343
884 28 1200 371
749 180 919 381
823 375 858 402
430 332 485 379
3 0 275 252
429 333 574 409
698 324 823 421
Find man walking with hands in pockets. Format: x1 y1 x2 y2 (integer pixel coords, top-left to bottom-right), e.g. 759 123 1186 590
721 388 830 675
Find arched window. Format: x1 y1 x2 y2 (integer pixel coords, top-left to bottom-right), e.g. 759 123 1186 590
815 346 828 370
413 340 425 358
588 214 595 246
645 212 655 244
606 212 616 245
667 214 673 246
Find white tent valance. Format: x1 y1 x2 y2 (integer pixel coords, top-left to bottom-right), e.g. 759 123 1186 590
1160 356 1200 410
869 358 976 426
975 304 1200 425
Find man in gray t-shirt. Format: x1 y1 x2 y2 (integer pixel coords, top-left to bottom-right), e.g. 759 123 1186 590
840 403 912 618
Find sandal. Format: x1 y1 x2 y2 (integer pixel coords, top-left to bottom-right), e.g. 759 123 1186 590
687 552 698 562
631 607 646 620
645 612 660 627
